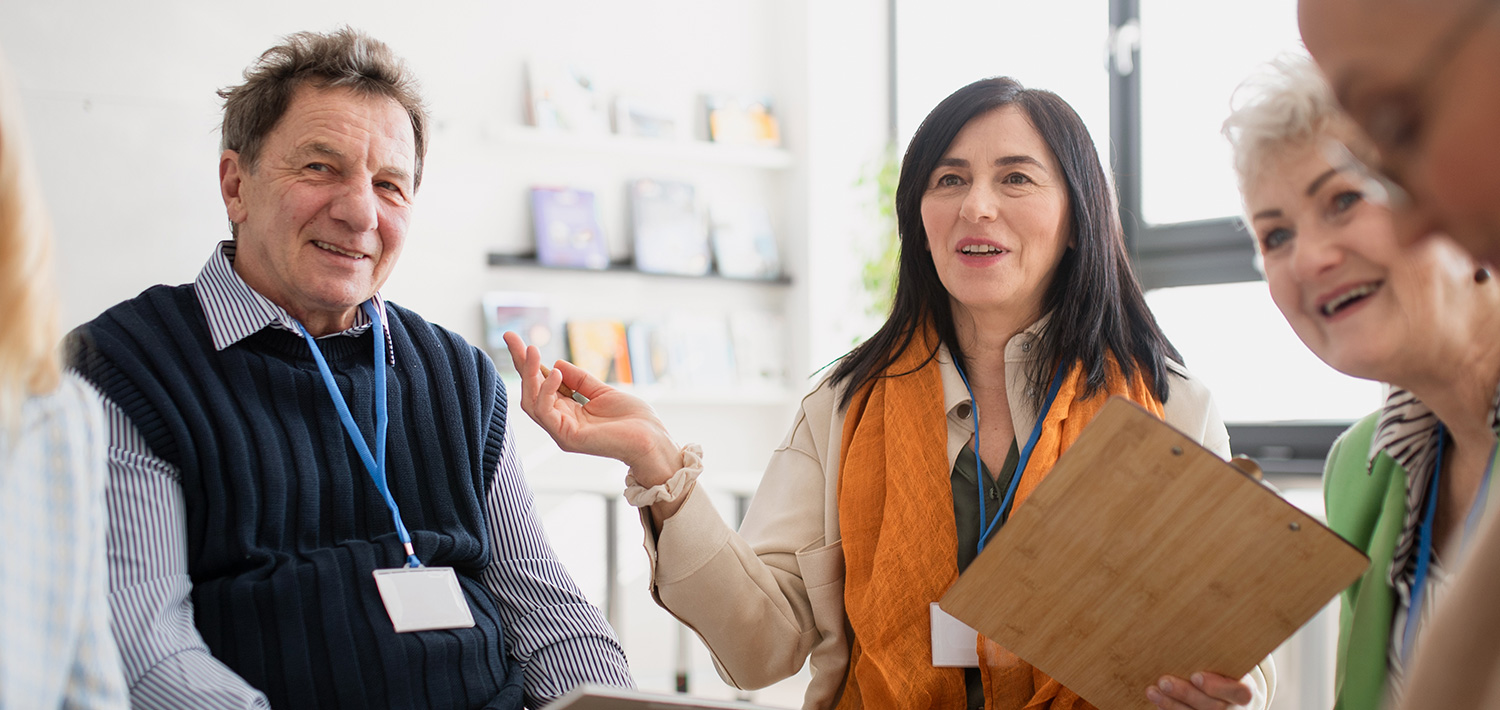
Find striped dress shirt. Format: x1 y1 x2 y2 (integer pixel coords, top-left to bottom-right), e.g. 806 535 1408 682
100 241 632 709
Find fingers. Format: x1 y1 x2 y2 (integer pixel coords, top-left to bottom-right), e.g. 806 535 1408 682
503 331 546 401
1147 673 1245 710
1188 672 1253 707
553 358 613 400
502 331 529 374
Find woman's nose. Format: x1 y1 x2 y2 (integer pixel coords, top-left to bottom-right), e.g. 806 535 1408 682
959 183 999 222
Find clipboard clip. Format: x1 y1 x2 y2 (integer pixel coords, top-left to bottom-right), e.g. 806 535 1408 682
1229 455 1283 494
1228 455 1264 481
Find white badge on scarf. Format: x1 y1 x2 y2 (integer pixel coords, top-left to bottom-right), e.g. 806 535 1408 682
930 602 980 667
373 567 476 633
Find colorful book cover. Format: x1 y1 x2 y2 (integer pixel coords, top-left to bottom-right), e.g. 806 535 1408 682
566 319 633 384
532 186 610 270
705 94 781 147
630 179 711 276
626 320 671 387
480 292 559 376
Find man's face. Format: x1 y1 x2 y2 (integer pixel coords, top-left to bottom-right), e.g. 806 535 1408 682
1300 0 1500 266
219 84 417 333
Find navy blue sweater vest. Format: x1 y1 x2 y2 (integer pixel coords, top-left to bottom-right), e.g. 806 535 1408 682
70 285 524 710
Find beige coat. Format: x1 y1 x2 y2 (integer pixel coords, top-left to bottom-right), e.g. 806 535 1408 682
642 329 1273 709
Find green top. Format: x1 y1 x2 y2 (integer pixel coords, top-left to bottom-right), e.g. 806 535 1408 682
951 438 1021 710
1323 413 1403 710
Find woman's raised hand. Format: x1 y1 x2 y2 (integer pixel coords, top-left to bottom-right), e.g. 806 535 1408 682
503 331 682 486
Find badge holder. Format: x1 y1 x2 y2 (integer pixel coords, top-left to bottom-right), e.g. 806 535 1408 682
374 567 476 633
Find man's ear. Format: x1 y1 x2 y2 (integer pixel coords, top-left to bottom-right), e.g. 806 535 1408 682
220 149 248 225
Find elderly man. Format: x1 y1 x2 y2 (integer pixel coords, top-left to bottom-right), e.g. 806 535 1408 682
67 28 631 710
1299 0 1500 707
1298 0 1500 265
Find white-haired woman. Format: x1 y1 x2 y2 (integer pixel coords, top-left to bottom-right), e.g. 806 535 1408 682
1223 56 1500 710
0 51 127 708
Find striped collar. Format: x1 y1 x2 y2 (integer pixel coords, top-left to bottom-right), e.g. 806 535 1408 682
1368 383 1500 471
1371 380 1500 637
193 240 393 364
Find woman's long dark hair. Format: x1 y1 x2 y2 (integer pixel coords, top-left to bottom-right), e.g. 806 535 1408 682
832 76 1181 410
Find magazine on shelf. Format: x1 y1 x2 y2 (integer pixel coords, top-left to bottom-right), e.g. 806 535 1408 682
613 94 690 140
625 320 672 387
524 59 611 134
629 179 711 276
704 94 781 147
728 310 785 387
661 312 736 390
480 292 560 376
532 186 610 270
566 319 633 384
710 201 782 280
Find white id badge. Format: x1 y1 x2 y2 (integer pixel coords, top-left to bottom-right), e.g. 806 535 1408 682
373 567 476 633
929 602 980 667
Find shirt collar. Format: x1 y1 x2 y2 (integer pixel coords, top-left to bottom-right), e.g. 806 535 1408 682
1367 380 1500 469
937 314 1049 419
194 240 392 363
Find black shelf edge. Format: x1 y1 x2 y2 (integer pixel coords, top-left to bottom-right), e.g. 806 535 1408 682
487 253 793 286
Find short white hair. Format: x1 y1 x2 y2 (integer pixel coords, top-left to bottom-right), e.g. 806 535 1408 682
1221 52 1352 195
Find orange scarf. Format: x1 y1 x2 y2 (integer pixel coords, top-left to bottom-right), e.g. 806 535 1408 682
835 324 1164 709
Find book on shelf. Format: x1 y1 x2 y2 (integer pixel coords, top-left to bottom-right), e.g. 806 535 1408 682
728 310 785 387
661 312 737 390
566 319 633 384
629 179 711 276
613 94 690 140
710 201 782 280
704 94 781 147
626 320 672 387
525 59 611 135
480 292 560 378
532 186 610 270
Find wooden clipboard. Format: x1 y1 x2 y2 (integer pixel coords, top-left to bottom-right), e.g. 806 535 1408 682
939 397 1368 710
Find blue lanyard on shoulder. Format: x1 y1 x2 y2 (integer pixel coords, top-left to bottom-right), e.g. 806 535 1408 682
953 361 1066 555
295 301 421 569
1401 425 1497 661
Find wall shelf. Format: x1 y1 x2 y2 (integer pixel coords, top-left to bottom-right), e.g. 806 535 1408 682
487 253 793 286
495 124 794 170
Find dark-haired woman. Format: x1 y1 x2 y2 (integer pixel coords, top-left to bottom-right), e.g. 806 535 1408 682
505 77 1274 710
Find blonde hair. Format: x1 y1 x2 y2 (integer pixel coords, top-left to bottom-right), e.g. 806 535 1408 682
0 51 62 429
1221 53 1357 195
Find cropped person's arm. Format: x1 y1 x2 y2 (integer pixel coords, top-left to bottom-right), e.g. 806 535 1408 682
101 398 270 710
645 407 835 690
61 380 128 709
480 424 633 707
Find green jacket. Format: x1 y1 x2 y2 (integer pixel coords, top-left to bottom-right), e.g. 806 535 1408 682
1323 413 1404 710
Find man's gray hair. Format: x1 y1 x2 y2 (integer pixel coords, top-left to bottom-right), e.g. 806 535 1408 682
219 27 429 190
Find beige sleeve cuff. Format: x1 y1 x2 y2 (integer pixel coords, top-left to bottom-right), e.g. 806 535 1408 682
624 443 704 507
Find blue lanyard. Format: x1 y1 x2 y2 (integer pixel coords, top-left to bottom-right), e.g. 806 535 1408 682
1400 426 1497 661
295 301 421 569
953 362 1066 554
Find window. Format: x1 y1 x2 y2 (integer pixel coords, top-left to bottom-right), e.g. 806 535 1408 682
1146 282 1383 423
894 0 1111 159
1138 0 1305 225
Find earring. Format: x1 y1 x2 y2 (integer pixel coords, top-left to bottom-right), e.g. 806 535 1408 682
1477 268 1491 284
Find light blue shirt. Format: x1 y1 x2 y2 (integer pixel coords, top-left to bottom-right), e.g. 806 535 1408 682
0 374 128 709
